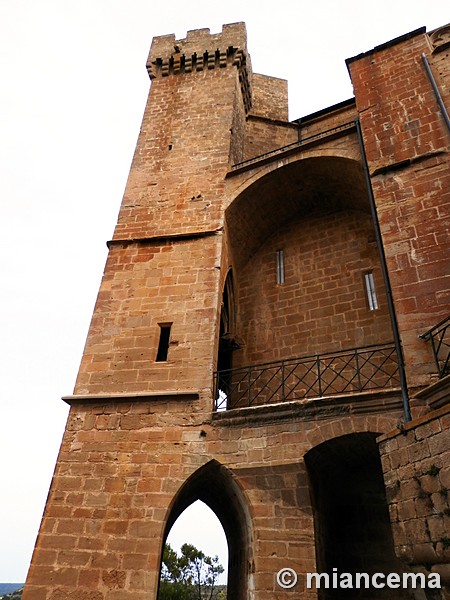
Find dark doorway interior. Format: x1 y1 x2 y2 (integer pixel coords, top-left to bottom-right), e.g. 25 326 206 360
305 432 409 599
217 271 238 401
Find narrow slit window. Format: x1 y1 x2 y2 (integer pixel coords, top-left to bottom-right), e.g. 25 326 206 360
364 272 378 310
276 250 285 285
156 323 172 362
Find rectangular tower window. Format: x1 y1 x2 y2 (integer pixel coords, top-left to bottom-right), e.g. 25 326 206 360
276 250 285 285
364 272 378 310
156 323 172 362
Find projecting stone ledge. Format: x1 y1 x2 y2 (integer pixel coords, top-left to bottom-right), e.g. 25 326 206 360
62 390 200 405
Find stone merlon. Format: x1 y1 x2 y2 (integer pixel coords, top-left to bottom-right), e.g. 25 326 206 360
147 22 251 76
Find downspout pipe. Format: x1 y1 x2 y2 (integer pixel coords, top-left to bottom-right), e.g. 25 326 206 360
421 53 450 133
355 118 412 423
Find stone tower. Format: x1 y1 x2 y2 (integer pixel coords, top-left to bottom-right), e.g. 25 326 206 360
23 22 449 600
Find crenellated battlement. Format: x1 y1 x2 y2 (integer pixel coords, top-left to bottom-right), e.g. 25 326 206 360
147 22 248 63
147 22 252 112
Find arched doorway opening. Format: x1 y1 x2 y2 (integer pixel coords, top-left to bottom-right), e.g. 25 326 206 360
216 271 240 408
162 500 228 596
305 433 405 599
158 460 251 600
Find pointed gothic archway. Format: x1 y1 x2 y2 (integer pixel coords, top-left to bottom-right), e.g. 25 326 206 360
158 460 252 600
217 270 239 405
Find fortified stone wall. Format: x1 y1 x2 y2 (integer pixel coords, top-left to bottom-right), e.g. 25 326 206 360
298 100 357 139
74 24 254 402
22 20 449 600
379 404 450 594
74 236 221 397
347 27 450 391
23 397 405 600
243 73 298 160
243 115 298 161
251 73 289 121
115 24 252 241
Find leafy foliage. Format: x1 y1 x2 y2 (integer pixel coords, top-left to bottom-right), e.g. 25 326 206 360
0 588 23 600
158 542 225 600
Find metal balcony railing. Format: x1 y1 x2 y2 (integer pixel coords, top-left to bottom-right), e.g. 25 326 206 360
214 342 400 411
420 315 450 379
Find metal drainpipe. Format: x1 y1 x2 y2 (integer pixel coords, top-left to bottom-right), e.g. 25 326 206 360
355 117 412 422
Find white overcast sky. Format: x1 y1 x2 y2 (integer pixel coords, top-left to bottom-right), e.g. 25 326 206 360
0 0 448 584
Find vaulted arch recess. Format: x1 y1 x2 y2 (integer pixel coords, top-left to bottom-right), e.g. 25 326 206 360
224 156 394 378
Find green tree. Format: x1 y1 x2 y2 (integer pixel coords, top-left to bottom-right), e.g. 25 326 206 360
158 542 225 600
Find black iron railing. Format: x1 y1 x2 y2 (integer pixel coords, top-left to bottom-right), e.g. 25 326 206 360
420 316 450 379
214 342 400 411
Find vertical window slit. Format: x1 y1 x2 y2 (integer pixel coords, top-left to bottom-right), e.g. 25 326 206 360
364 272 378 310
276 249 285 285
156 323 172 362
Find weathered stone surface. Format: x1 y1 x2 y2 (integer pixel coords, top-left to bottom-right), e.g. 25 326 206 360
379 404 450 597
23 20 449 600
